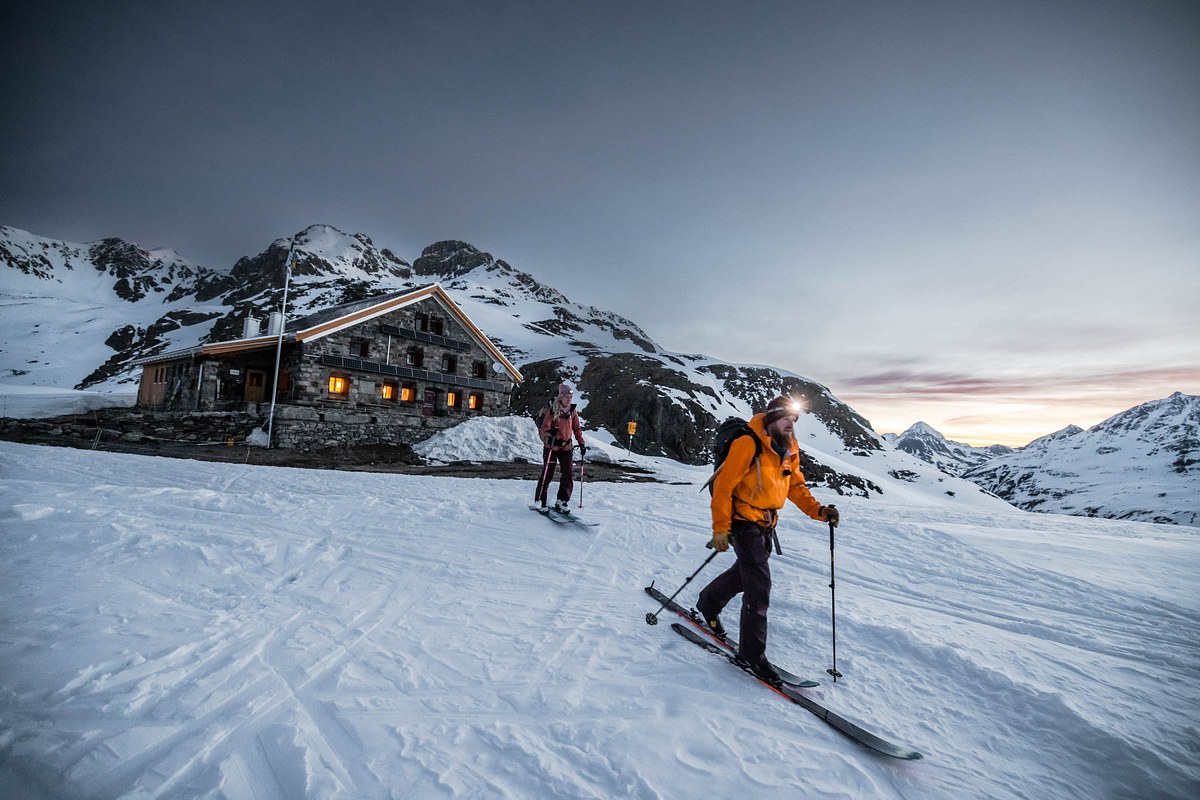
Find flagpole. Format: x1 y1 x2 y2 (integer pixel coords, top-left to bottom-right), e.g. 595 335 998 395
265 238 295 448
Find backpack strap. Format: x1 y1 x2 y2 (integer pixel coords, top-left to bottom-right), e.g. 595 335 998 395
701 426 762 493
747 428 763 460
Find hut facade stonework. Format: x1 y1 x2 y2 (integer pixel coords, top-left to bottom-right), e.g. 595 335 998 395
133 284 522 450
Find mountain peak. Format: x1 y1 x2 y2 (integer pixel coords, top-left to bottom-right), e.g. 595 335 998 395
1089 391 1199 447
271 225 411 281
905 421 944 439
412 240 574 307
1023 425 1084 450
413 240 501 280
890 420 1013 477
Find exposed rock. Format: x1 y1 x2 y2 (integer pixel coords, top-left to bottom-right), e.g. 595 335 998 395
580 353 717 464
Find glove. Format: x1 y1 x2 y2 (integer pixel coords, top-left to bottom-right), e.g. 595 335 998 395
578 443 587 456
821 505 840 527
709 532 730 552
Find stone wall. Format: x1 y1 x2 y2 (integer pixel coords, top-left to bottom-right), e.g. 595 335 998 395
269 405 464 450
1 406 467 452
0 409 263 446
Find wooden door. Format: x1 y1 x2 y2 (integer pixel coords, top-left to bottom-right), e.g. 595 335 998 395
245 370 266 403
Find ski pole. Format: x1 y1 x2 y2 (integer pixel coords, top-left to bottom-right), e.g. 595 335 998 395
535 438 556 505
825 505 843 681
578 450 585 509
645 550 720 626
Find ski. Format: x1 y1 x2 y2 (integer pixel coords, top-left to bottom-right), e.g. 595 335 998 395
550 507 598 527
529 504 598 527
644 584 817 688
670 622 922 760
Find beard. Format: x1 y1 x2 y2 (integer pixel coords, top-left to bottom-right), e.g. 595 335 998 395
768 427 793 458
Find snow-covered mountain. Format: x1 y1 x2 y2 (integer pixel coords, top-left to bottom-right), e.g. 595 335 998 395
963 393 1199 526
882 421 1013 476
1 223 998 508
0 226 230 389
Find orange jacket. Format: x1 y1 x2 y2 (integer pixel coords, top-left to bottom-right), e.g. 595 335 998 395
710 412 825 534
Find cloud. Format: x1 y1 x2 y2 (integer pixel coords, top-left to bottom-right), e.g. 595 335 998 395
830 364 1199 446
840 365 1200 399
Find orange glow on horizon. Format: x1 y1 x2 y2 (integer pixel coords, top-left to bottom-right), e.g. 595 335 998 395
847 390 1193 448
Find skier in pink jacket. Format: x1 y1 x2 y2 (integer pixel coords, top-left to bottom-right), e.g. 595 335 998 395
535 383 587 512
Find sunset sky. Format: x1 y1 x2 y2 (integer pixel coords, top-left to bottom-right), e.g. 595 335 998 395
2 1 1196 446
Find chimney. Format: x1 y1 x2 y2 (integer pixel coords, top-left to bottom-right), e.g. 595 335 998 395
242 317 261 338
267 311 284 336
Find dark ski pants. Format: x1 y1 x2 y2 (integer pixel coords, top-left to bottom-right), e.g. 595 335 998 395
535 448 575 505
697 520 774 666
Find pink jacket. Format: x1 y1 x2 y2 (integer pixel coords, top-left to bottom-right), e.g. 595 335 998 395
539 401 585 452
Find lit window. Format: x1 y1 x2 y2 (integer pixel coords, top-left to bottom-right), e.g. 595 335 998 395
469 392 483 411
382 382 397 401
328 375 348 395
447 390 459 409
401 384 415 402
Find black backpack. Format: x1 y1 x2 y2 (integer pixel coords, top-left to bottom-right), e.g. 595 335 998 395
701 417 763 494
533 399 552 427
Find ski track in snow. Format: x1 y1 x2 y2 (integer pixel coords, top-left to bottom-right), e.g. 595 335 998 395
1 441 1197 799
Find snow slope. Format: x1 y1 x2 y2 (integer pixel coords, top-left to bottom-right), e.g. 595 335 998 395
1 436 1196 799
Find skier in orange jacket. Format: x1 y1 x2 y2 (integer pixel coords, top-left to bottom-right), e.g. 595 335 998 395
697 395 839 686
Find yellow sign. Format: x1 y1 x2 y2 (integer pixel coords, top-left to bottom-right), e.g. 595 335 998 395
627 422 637 435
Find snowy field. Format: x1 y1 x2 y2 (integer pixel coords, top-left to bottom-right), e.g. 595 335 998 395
1 438 1198 799
0 383 135 419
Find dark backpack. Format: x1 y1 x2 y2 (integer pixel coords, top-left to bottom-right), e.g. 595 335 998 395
533 399 552 427
701 417 763 494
